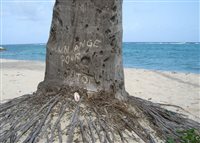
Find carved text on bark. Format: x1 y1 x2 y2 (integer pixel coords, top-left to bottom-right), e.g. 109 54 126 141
49 39 102 85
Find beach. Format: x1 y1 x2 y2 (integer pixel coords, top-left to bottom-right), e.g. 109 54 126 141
1 59 200 121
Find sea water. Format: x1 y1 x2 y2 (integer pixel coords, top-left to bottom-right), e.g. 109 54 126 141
1 42 199 73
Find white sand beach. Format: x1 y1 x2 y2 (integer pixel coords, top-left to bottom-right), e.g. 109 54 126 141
1 59 200 121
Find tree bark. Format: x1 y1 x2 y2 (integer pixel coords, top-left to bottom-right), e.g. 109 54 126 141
0 0 199 142
38 0 127 100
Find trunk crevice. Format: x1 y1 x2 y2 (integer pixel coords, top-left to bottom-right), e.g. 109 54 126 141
0 0 199 142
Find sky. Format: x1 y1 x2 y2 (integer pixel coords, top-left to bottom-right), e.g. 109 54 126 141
0 0 199 44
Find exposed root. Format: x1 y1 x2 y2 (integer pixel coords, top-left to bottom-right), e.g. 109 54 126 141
157 103 200 120
0 88 199 143
128 96 200 142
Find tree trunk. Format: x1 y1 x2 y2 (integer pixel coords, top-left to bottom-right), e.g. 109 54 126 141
38 0 127 100
0 0 199 142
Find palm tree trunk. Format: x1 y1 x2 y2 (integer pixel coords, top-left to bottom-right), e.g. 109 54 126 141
38 0 127 100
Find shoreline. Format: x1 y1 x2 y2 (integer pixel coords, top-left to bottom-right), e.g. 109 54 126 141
1 59 200 121
1 58 199 75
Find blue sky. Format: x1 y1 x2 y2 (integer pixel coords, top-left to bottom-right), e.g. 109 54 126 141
0 0 199 44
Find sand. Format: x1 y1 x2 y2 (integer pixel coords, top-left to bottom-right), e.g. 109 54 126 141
1 59 200 121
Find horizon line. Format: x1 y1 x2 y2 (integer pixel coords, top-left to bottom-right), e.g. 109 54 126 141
1 41 200 45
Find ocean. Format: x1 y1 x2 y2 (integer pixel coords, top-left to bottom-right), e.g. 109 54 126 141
1 42 200 74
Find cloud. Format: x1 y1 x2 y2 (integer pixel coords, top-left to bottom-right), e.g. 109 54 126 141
1 1 55 44
2 2 54 21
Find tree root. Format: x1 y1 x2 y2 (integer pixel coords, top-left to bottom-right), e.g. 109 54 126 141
0 89 199 143
128 96 200 142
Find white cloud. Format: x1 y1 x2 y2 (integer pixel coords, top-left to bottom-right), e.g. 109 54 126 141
2 2 54 21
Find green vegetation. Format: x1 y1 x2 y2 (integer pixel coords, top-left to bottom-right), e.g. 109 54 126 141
166 129 200 143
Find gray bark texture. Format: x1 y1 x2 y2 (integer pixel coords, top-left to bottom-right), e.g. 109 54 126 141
0 0 199 143
38 0 126 100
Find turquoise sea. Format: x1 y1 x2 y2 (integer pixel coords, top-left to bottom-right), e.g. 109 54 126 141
1 42 200 73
